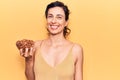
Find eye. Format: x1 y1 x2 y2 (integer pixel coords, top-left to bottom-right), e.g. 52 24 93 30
56 16 62 19
47 15 53 18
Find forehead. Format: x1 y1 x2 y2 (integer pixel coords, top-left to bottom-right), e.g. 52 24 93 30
48 7 65 16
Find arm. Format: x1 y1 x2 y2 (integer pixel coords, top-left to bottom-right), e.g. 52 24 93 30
24 40 41 80
19 47 35 80
73 44 83 80
18 44 35 80
25 57 35 80
17 40 42 80
18 40 39 80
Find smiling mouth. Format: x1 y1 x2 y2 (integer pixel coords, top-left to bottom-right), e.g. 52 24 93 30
49 25 59 30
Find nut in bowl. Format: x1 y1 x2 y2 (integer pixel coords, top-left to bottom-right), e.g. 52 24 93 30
16 39 34 52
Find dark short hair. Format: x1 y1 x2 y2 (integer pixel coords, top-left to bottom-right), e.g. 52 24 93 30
45 1 71 38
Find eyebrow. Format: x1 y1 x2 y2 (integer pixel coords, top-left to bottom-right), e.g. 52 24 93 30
57 14 64 17
48 13 64 17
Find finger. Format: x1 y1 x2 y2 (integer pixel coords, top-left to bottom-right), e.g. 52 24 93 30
29 47 33 56
24 48 29 57
20 49 24 56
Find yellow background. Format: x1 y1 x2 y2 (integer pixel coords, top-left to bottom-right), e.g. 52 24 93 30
0 0 120 80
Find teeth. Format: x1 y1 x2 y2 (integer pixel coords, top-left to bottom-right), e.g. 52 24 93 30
50 25 58 29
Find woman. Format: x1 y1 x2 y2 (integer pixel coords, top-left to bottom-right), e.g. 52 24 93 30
18 1 83 80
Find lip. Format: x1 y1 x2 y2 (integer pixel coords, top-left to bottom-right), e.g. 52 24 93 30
49 25 59 30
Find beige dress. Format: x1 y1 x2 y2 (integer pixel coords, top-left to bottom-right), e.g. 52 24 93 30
34 46 74 80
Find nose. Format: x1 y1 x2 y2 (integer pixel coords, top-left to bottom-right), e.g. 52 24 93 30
51 18 57 24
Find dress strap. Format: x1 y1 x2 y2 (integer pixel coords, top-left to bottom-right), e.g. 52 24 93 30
70 43 75 51
39 40 43 48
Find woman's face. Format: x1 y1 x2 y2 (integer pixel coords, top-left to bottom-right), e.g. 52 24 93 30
46 7 68 35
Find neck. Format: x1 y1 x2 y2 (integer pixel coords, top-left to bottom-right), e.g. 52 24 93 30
47 33 66 46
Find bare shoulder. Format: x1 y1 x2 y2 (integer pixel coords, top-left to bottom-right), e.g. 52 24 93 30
73 43 83 54
72 43 83 60
34 40 43 48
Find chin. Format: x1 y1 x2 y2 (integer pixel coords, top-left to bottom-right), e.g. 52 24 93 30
49 32 59 35
47 28 63 35
49 31 63 36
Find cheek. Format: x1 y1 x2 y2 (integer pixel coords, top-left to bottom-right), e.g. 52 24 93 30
63 21 67 26
46 20 51 27
59 20 66 25
46 19 50 23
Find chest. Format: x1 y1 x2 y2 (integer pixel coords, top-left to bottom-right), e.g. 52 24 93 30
34 49 74 80
41 46 71 67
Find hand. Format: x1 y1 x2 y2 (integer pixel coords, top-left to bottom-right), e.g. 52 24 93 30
19 47 35 58
16 39 35 58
